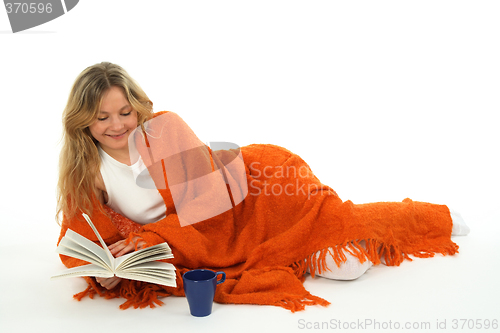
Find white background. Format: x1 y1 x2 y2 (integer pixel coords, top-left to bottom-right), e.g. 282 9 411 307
0 1 499 333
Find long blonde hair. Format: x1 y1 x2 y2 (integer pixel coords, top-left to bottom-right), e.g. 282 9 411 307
56 62 154 224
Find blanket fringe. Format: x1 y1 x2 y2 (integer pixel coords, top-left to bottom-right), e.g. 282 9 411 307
275 293 331 313
73 285 96 301
300 238 459 277
290 260 308 282
119 281 170 309
301 240 376 278
73 278 170 309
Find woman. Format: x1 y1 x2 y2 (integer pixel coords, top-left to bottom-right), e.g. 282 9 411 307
56 62 469 310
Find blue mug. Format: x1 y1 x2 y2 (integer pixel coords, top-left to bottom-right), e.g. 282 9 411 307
182 269 226 317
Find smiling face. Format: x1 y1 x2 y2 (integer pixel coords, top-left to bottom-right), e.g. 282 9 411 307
88 86 138 163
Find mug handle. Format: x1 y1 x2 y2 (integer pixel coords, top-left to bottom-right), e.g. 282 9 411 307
215 271 226 285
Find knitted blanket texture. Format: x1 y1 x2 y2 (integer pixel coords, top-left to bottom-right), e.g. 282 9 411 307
57 112 459 311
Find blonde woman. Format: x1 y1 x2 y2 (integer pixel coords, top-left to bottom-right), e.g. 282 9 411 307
56 62 469 310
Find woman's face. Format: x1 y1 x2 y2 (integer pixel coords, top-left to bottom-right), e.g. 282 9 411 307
88 86 138 158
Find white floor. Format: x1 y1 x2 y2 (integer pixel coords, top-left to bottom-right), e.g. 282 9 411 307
1 211 498 333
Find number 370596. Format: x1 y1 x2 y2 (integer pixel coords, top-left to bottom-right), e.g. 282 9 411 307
5 2 53 14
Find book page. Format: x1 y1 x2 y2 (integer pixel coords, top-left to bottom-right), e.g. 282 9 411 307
82 213 115 270
114 243 173 271
115 261 177 287
59 229 111 269
51 263 114 280
119 261 176 276
117 273 176 286
57 238 108 269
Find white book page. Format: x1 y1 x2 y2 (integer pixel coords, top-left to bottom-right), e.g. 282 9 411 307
82 213 115 270
56 239 108 269
116 253 174 271
115 272 176 287
114 243 173 270
115 261 176 287
117 261 176 274
50 263 114 280
59 230 110 269
127 270 177 279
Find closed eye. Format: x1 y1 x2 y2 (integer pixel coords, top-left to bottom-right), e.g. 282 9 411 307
97 110 132 121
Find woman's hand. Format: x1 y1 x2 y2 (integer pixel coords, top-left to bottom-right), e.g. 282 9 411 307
95 237 146 290
108 237 146 258
95 276 122 290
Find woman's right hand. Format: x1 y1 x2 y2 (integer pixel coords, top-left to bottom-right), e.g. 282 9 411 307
108 237 146 258
95 276 122 290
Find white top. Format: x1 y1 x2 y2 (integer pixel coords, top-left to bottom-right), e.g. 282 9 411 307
98 145 167 224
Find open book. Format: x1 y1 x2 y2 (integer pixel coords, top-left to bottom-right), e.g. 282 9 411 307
51 213 176 287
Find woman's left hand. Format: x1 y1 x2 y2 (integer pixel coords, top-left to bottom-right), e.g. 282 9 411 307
96 276 122 290
108 237 146 257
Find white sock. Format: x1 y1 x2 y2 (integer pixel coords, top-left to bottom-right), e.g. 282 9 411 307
449 207 470 236
307 243 373 280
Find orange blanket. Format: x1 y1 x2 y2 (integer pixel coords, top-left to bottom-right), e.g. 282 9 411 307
57 112 458 311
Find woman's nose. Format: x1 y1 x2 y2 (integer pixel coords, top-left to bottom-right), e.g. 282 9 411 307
109 116 125 131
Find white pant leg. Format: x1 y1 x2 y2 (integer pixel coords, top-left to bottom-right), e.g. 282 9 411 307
307 242 373 281
449 207 470 236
